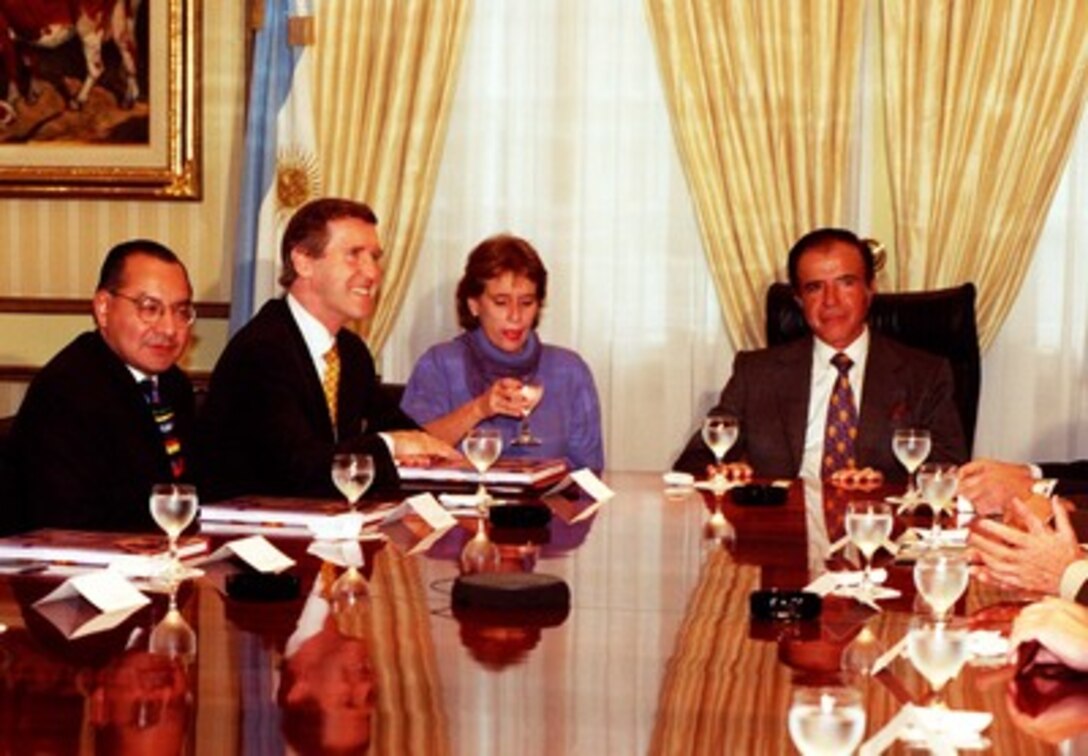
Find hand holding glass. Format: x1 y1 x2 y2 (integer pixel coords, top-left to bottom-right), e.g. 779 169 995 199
845 501 893 594
463 428 503 505
331 453 375 509
512 381 544 446
149 483 198 582
701 414 739 484
892 428 931 502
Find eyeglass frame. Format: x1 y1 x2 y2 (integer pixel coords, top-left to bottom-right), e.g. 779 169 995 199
109 290 197 326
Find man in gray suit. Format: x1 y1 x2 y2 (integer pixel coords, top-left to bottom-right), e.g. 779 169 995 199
674 227 967 481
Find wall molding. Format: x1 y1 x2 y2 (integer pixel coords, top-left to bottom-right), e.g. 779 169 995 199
0 297 230 319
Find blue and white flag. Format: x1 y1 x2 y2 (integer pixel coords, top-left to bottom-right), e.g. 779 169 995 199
230 0 322 333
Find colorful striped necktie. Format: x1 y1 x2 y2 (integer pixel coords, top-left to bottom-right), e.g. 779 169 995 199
140 378 185 480
323 345 340 429
822 352 858 479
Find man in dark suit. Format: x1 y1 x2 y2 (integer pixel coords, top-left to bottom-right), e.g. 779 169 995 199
674 227 967 481
10 240 197 532
198 198 455 502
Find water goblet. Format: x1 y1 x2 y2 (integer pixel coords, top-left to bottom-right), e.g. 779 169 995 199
331 453 375 510
512 380 544 446
845 501 894 596
906 617 970 713
913 549 969 620
149 483 199 584
787 686 866 756
463 427 503 505
916 462 958 540
892 428 931 503
701 414 739 487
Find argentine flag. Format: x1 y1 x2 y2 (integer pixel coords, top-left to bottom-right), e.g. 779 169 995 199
230 0 322 333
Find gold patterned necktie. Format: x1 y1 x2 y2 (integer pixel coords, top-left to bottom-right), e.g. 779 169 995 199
822 352 858 479
323 344 340 428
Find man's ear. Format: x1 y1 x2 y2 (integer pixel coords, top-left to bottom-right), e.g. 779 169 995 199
467 297 480 318
92 290 110 329
291 247 315 279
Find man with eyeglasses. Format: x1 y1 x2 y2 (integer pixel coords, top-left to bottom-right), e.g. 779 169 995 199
9 240 197 533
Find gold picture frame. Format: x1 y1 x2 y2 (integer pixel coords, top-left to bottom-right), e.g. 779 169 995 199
0 0 201 200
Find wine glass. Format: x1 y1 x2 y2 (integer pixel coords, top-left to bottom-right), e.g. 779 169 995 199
149 483 199 583
459 518 501 574
916 462 958 540
787 686 866 756
913 549 968 620
845 501 894 596
331 453 375 510
150 586 197 665
462 427 503 505
892 428 931 503
512 380 544 446
701 414 739 487
907 618 970 713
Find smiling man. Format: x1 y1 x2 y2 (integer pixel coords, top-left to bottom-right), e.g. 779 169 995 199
198 198 455 502
674 227 966 481
10 240 197 532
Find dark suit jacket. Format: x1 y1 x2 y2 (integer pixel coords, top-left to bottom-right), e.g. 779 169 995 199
1039 461 1088 498
673 333 967 479
9 331 195 533
197 298 418 502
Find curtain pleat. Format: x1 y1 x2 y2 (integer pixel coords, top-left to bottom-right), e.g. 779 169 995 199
880 0 1088 349
313 0 473 352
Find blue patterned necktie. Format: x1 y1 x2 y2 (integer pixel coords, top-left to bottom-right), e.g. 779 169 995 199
822 352 858 479
141 378 185 480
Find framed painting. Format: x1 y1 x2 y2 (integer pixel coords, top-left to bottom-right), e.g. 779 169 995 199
0 0 200 199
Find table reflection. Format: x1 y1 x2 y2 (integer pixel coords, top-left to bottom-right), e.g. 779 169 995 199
0 473 1079 753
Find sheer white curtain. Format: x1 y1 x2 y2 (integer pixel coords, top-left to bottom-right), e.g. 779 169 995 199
974 113 1088 464
381 0 732 472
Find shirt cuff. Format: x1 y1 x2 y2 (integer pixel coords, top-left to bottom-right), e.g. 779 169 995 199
1059 559 1088 602
1028 463 1043 479
1031 478 1057 497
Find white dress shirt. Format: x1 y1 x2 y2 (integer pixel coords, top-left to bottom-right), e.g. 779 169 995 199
799 328 870 481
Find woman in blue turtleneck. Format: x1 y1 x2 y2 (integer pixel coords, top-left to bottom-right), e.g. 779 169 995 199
400 234 603 472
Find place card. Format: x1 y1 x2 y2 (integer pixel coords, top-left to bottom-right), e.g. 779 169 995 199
570 469 614 502
307 511 366 541
33 570 150 639
383 493 459 530
308 538 365 568
203 535 295 574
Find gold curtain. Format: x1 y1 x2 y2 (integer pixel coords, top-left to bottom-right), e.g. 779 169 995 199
312 0 473 352
644 0 865 350
880 0 1088 349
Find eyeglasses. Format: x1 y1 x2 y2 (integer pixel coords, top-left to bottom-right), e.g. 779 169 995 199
111 291 196 326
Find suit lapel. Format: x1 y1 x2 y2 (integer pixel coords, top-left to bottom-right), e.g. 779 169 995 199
274 299 337 441
774 339 812 472
857 335 905 461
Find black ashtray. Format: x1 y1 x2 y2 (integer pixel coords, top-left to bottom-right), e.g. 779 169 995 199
488 503 552 529
730 484 788 506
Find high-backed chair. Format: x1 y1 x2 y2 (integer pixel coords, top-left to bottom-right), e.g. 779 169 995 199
765 282 981 454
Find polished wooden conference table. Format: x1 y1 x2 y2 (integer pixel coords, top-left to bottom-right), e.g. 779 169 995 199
0 472 1081 754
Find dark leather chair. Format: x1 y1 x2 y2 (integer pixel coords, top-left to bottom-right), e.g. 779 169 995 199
765 282 981 454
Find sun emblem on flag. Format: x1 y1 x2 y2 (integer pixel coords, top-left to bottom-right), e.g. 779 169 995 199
275 144 321 218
